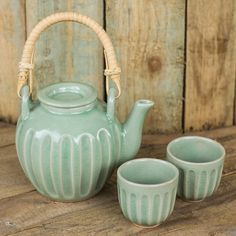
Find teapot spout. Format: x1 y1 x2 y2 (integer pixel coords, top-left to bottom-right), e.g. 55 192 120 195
118 100 154 165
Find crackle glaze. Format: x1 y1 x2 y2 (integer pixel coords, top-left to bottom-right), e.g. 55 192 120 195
16 82 154 201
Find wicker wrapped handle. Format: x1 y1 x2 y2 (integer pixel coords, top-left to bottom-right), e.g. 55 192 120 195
17 12 121 98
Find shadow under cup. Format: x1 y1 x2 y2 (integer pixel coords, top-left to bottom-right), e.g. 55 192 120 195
167 136 225 201
117 159 179 227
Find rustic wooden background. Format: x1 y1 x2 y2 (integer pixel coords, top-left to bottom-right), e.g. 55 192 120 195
0 0 235 134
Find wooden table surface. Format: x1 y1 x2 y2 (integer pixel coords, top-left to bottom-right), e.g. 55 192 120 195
0 122 235 236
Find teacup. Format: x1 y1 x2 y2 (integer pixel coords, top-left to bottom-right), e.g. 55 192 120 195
166 136 225 202
117 158 179 228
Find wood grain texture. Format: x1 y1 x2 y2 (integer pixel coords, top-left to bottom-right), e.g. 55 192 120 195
185 0 236 131
106 0 185 133
0 145 34 201
0 122 236 235
0 122 15 147
2 174 235 236
0 0 25 123
26 0 104 99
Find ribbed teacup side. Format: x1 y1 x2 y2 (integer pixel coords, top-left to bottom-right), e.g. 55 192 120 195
178 166 223 201
117 184 177 226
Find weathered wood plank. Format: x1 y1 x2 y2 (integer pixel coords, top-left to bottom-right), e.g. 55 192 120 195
0 123 236 235
1 173 235 235
26 0 104 99
0 145 34 201
185 0 236 131
0 122 15 147
106 0 185 133
0 0 25 123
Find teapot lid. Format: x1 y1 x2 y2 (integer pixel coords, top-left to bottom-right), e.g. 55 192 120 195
38 82 97 108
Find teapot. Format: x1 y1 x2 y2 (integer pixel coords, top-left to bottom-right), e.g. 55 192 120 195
16 12 154 201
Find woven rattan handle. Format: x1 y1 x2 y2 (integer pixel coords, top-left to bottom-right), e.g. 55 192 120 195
17 12 121 98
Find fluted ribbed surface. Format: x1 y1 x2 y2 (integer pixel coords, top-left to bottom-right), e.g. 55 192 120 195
117 185 177 226
16 127 119 201
178 167 223 201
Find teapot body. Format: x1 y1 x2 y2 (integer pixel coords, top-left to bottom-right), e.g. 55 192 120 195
16 98 122 201
16 12 154 202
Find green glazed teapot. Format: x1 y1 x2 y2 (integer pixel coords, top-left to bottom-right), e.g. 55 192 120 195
16 12 154 202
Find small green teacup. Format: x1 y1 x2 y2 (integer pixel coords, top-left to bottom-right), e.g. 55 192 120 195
167 136 225 202
117 158 179 228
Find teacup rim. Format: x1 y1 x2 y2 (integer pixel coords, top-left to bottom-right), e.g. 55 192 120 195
167 136 225 166
117 158 179 188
